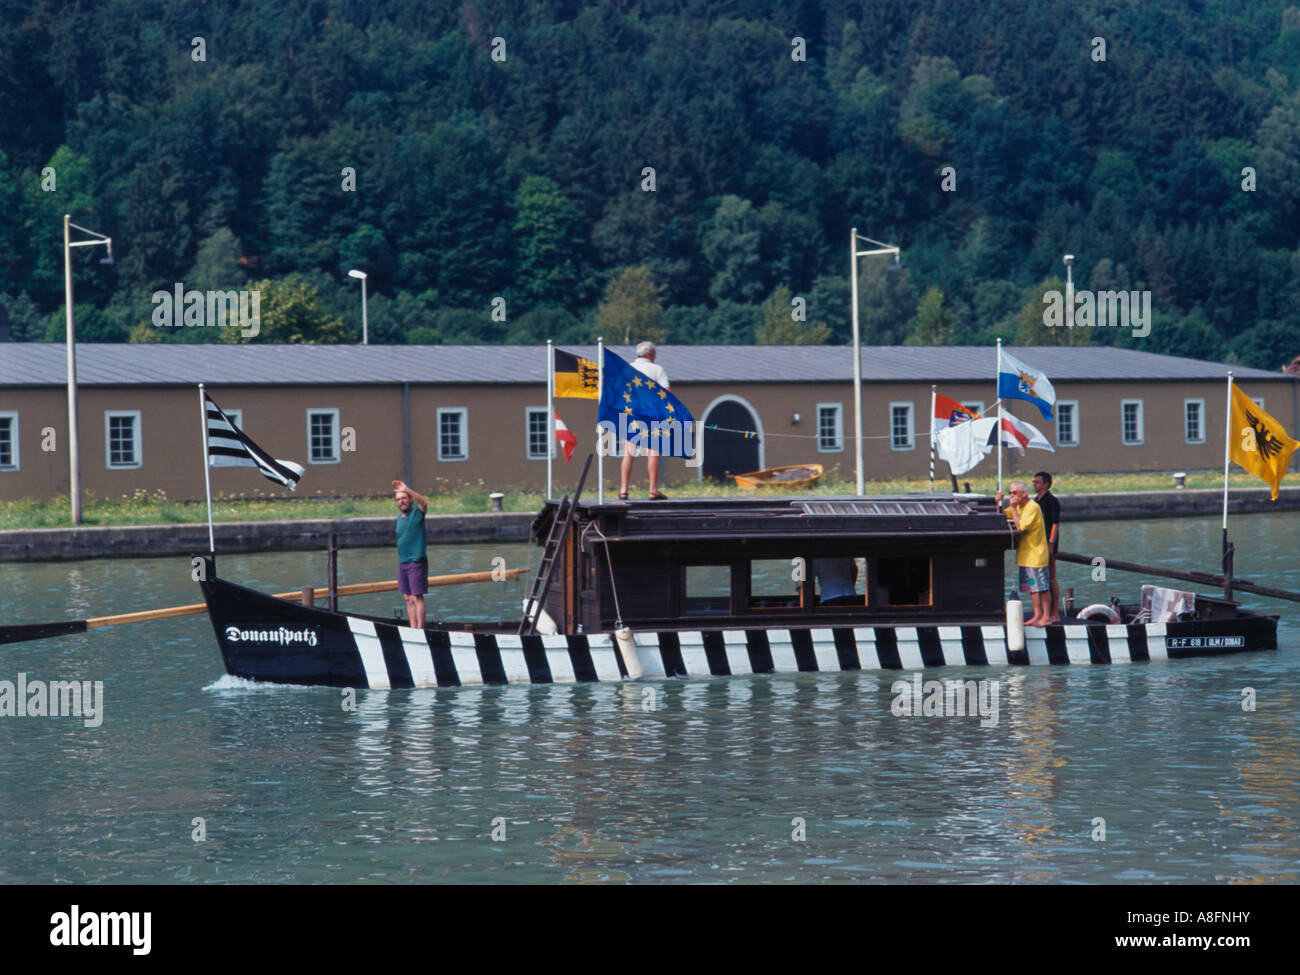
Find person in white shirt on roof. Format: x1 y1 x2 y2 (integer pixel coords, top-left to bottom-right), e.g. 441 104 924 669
619 341 670 500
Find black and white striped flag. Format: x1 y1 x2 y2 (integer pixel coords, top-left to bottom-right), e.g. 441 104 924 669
205 394 304 490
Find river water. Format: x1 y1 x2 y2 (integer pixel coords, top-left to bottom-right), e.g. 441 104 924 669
1 512 1297 884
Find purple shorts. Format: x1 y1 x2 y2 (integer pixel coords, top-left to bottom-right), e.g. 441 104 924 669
399 559 428 596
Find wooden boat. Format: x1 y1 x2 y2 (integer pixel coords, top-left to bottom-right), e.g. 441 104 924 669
196 494 1279 688
732 463 823 489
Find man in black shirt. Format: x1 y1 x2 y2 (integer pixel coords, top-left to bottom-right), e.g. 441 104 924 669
1033 471 1061 623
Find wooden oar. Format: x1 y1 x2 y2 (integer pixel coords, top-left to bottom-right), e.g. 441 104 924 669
1 567 528 645
1057 551 1300 604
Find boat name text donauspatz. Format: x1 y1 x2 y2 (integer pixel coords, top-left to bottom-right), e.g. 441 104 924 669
224 625 319 647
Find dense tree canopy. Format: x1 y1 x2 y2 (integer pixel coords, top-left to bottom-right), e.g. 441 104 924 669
1 0 1298 369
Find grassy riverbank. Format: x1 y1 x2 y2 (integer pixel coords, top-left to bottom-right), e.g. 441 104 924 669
0 471 1274 531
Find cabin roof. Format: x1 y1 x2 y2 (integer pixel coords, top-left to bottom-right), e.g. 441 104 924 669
538 494 1015 545
1 342 1286 386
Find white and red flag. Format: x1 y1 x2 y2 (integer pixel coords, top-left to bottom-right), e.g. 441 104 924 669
990 413 1055 453
554 411 577 462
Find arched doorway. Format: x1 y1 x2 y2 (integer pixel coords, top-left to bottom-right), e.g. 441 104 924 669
700 397 762 482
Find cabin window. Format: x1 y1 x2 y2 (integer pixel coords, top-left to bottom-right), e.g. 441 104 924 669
438 408 468 461
812 557 865 608
873 556 932 607
526 407 551 460
1121 400 1143 445
105 411 141 469
1184 399 1205 444
0 413 17 471
307 409 340 463
816 404 842 452
683 564 731 615
748 559 803 610
1056 401 1079 447
890 403 914 451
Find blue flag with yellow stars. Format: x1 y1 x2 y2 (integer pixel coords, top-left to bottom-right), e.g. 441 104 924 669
597 347 695 456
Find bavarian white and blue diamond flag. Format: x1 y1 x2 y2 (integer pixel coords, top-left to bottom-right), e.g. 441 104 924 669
204 393 303 490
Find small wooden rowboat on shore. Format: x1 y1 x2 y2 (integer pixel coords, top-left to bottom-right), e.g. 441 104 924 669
732 463 823 489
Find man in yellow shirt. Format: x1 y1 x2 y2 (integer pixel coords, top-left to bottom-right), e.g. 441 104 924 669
995 481 1051 627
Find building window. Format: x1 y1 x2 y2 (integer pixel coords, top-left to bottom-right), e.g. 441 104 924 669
105 411 141 469
307 409 339 464
817 403 843 452
438 408 468 461
1121 400 1144 445
526 407 550 460
890 402 914 451
963 401 985 417
0 412 17 471
1056 401 1079 447
1185 399 1205 444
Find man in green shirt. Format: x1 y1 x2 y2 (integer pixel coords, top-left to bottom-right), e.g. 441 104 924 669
393 480 429 628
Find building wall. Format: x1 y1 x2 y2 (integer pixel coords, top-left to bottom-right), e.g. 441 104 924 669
2 375 1297 502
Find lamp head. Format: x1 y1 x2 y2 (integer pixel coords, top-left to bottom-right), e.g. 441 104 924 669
1063 254 1074 267
99 241 114 265
348 269 367 280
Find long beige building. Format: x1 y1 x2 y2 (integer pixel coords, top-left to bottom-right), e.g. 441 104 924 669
0 343 1295 502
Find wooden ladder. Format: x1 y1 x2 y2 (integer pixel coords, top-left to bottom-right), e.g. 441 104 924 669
519 453 592 636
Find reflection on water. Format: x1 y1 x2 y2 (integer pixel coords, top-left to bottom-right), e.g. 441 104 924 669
0 513 1297 883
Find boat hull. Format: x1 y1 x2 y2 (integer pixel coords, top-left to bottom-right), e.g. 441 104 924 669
201 576 1279 688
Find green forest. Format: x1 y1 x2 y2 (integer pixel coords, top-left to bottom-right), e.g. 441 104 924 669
1 0 1299 369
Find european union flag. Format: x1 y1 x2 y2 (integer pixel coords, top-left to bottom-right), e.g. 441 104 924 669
597 348 696 457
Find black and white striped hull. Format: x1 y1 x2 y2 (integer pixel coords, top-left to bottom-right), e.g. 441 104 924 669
203 575 1278 689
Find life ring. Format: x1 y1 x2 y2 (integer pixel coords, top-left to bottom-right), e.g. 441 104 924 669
1078 604 1121 624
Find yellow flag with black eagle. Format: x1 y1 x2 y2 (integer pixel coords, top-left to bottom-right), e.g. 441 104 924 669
554 349 599 399
1229 383 1298 500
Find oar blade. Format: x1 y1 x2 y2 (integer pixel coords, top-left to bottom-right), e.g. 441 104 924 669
0 620 88 645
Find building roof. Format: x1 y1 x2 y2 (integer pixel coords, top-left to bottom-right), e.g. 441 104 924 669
0 342 1287 387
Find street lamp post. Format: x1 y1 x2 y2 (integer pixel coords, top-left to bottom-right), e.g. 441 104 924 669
849 228 903 496
348 269 368 344
1063 254 1075 329
63 214 113 526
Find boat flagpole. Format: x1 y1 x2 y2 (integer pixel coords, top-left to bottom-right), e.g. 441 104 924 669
546 339 554 501
929 385 936 493
996 339 1003 495
198 383 215 555
1222 370 1232 560
597 336 604 503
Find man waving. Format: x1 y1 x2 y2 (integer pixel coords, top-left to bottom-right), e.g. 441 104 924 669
392 480 429 628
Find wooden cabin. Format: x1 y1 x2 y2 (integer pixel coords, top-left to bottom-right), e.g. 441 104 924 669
532 496 1018 633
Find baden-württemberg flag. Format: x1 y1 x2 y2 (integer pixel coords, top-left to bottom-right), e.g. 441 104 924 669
554 349 599 399
205 394 304 490
597 347 695 456
1229 383 1298 500
998 349 1055 421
